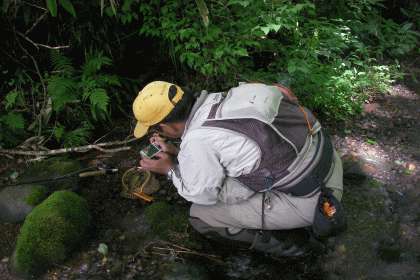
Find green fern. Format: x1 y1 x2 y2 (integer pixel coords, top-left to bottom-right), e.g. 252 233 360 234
48 76 79 112
94 74 122 87
5 89 19 110
83 51 112 77
2 111 25 129
61 127 91 148
50 50 75 77
53 123 65 141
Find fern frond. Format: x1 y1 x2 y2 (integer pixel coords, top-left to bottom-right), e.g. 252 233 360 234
50 51 75 77
2 111 25 129
83 51 112 77
89 88 110 112
61 126 91 148
53 123 65 141
48 76 79 112
5 89 19 110
94 74 122 87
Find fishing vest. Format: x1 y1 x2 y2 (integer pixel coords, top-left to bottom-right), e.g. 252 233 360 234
200 83 333 195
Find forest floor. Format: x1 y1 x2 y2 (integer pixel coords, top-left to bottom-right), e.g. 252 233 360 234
0 55 420 279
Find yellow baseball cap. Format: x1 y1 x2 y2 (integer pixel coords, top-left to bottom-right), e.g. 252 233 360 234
132 81 184 138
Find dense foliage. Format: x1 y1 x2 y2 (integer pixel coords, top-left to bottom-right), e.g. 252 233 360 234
1 0 419 149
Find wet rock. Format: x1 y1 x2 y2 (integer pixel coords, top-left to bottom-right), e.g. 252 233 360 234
88 262 104 275
78 263 90 273
358 155 394 173
162 262 209 280
89 275 106 280
0 185 38 223
125 271 136 279
366 262 419 278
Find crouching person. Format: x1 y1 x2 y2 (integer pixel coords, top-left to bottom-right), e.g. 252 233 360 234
133 81 344 257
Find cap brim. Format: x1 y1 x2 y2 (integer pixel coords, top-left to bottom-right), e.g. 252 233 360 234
134 121 149 138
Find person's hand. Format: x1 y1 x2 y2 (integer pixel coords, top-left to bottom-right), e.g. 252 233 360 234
150 135 180 156
139 152 174 174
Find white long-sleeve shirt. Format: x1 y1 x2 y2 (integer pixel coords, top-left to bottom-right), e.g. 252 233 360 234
170 84 322 205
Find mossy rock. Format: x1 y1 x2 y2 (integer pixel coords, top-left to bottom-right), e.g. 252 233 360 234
17 157 83 192
11 190 93 279
20 185 49 206
144 202 199 248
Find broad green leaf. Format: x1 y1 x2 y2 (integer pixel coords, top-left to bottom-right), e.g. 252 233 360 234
236 48 248 57
10 172 19 180
272 24 281 32
58 0 76 17
344 61 351 68
369 180 382 187
215 49 224 59
401 23 413 32
261 27 270 35
47 0 57 17
366 138 377 145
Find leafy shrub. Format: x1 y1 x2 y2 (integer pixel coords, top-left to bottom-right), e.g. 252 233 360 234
128 0 418 118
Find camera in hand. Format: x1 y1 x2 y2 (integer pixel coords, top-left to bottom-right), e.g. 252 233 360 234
140 143 162 159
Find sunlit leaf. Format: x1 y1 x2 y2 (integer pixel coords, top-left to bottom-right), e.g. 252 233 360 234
366 138 377 145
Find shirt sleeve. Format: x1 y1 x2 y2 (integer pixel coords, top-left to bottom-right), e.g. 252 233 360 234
170 129 261 205
172 137 225 205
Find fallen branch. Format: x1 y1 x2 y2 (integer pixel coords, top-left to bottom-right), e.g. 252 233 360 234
0 137 139 156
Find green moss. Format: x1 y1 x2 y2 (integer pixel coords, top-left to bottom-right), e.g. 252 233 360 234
144 202 197 247
26 157 82 177
14 190 92 275
20 185 48 206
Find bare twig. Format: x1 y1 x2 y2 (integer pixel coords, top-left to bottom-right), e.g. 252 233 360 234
25 10 48 36
0 137 139 156
53 263 71 270
14 28 48 138
153 240 227 265
18 32 69 50
18 0 48 11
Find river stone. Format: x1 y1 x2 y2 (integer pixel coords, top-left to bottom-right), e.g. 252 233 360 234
16 157 83 192
0 185 38 223
358 155 394 173
162 262 209 280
